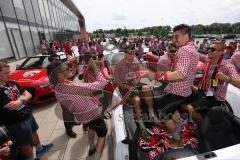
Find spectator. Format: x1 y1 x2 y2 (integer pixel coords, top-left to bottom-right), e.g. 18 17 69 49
231 51 240 73
197 43 207 54
0 62 53 160
223 46 232 60
157 43 178 72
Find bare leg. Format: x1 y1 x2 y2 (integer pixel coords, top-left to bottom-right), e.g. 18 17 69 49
185 104 203 124
32 132 41 147
95 137 105 154
133 96 142 121
19 144 34 159
164 119 176 133
142 85 154 116
88 128 96 149
142 85 160 124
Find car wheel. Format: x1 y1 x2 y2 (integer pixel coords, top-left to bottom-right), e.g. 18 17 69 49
222 101 234 114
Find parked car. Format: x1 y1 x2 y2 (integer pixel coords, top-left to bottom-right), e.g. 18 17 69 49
8 54 73 104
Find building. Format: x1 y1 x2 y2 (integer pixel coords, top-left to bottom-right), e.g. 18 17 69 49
0 0 86 62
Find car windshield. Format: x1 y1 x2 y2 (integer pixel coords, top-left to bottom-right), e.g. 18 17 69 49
19 56 51 70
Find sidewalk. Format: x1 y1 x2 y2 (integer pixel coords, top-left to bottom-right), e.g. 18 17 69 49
32 101 110 160
7 58 111 160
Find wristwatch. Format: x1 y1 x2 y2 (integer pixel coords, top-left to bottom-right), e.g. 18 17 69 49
19 99 27 105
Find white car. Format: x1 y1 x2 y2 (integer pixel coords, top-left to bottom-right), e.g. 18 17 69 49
110 84 240 160
226 84 240 117
102 45 240 159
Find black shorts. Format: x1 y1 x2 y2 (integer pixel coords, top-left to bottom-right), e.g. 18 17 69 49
6 114 39 146
85 118 107 137
154 93 186 120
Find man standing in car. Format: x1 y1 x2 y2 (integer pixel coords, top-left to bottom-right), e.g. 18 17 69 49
184 41 240 123
152 24 199 140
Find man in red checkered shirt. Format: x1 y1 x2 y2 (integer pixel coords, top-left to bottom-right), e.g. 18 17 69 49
47 59 108 160
151 24 199 141
113 44 154 139
184 41 240 124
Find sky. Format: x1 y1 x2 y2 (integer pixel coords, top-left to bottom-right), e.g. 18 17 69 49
73 0 240 32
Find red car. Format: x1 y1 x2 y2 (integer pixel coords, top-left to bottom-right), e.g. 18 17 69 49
8 55 68 104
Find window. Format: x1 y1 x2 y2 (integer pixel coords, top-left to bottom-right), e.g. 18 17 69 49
30 26 40 54
23 0 36 23
44 27 50 41
31 0 42 25
20 25 35 56
56 4 63 29
38 0 47 25
0 22 14 60
43 0 52 27
47 0 55 27
52 3 59 28
0 0 17 19
12 0 27 21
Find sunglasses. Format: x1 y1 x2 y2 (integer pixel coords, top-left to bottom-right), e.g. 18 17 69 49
169 50 177 53
207 47 218 52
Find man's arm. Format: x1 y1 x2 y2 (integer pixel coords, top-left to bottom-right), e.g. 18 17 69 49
155 47 193 81
4 90 32 110
18 90 32 102
216 72 240 88
216 63 240 88
164 71 185 81
198 53 208 63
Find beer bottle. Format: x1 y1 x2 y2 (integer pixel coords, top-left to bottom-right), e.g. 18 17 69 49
211 67 218 88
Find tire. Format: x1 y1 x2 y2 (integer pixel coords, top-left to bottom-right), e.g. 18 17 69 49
222 101 234 114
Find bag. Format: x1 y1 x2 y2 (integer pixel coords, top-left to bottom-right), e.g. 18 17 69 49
0 126 10 146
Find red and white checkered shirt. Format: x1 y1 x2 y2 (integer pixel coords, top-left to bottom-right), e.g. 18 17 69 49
96 44 104 55
157 53 173 72
90 46 97 55
165 42 199 97
113 57 140 84
54 73 107 123
231 51 240 73
199 54 240 101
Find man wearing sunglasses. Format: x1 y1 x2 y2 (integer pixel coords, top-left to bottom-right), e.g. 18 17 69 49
113 44 154 143
47 59 108 160
157 43 178 72
184 41 240 124
152 24 199 141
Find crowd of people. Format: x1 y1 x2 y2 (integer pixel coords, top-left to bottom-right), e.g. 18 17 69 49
1 23 240 160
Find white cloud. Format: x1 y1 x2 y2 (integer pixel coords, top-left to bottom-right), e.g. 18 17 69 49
73 0 240 32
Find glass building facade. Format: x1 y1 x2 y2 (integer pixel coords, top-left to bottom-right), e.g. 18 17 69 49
0 0 81 61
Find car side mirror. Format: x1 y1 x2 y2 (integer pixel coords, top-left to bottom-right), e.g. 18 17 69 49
16 64 20 70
